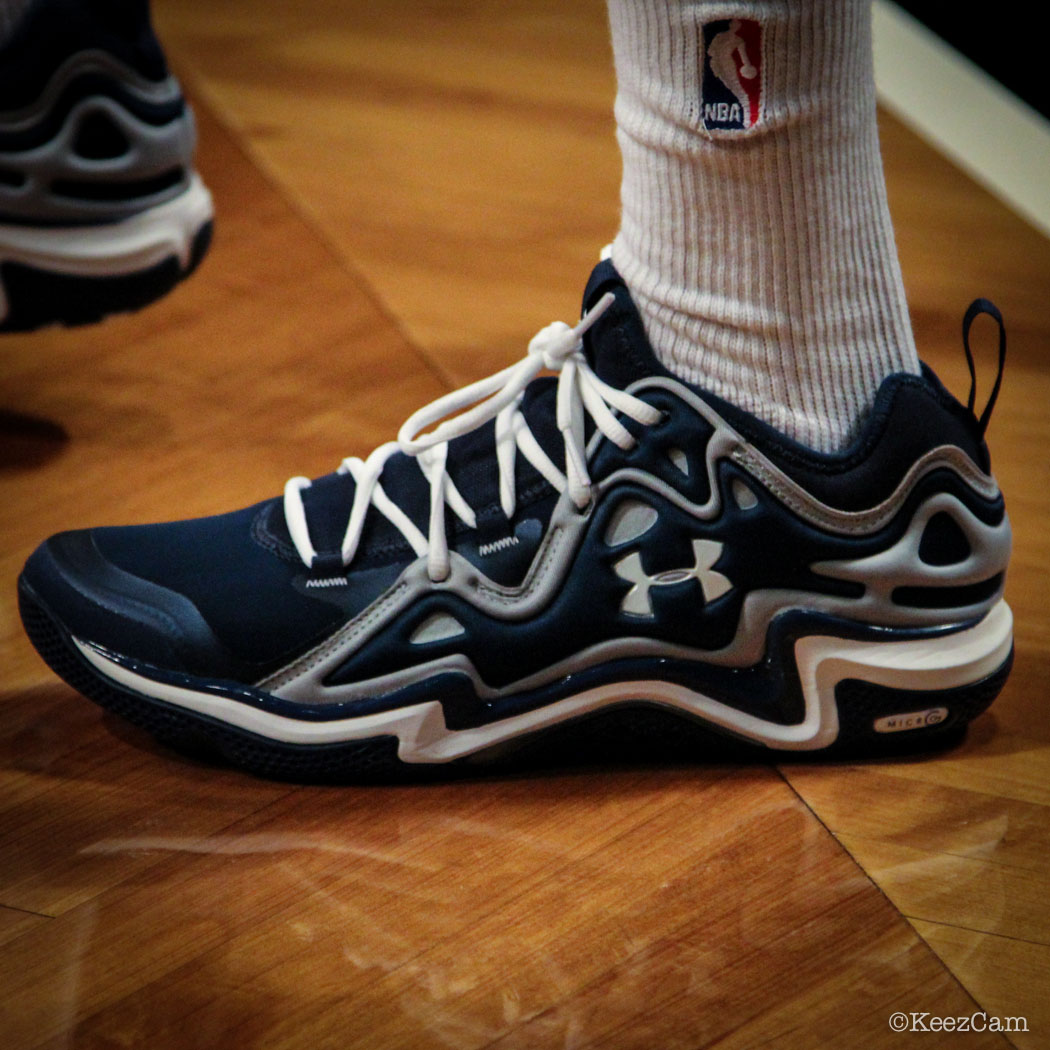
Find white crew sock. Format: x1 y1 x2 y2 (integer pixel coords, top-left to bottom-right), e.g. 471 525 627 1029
607 0 919 452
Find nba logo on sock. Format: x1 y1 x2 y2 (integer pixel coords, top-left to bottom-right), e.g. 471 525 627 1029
701 19 763 131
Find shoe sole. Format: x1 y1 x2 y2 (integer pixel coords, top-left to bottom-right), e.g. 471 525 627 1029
0 174 213 332
17 575 1014 781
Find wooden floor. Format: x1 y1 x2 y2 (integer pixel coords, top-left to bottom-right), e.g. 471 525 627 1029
3 2 1049 1047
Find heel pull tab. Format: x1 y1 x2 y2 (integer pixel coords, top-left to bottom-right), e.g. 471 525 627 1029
962 298 1006 439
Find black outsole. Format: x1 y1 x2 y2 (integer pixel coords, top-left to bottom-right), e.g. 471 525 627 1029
17 578 405 783
0 218 212 332
16 576 1013 782
831 661 1011 753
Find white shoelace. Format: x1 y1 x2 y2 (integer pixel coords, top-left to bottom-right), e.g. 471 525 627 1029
283 292 663 582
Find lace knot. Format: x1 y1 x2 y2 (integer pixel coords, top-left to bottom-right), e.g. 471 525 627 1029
528 321 580 370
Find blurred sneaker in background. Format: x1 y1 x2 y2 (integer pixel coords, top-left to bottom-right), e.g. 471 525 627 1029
0 0 212 331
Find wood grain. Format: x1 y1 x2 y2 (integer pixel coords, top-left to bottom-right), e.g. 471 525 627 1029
1 1 1047 1046
912 921 1050 1050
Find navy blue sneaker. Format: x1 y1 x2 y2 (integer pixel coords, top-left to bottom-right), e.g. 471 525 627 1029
0 0 212 331
17 261 1013 780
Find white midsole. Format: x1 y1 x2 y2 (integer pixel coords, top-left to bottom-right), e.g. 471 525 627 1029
0 173 212 278
73 600 1013 762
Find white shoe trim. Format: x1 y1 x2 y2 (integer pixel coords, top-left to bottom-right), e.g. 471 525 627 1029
0 174 212 319
72 600 1013 763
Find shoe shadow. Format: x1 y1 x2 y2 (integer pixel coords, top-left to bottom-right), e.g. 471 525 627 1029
0 409 68 471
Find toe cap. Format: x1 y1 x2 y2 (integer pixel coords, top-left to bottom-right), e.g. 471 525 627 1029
21 529 253 679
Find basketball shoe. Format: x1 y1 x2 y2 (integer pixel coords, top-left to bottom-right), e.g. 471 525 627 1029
0 0 212 331
17 261 1013 779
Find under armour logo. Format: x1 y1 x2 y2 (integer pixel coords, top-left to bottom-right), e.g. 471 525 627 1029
614 539 732 618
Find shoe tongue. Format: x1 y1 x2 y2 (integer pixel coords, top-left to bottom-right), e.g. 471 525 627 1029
580 259 667 389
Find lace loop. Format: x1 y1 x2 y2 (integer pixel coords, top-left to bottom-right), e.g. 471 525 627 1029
284 292 663 581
